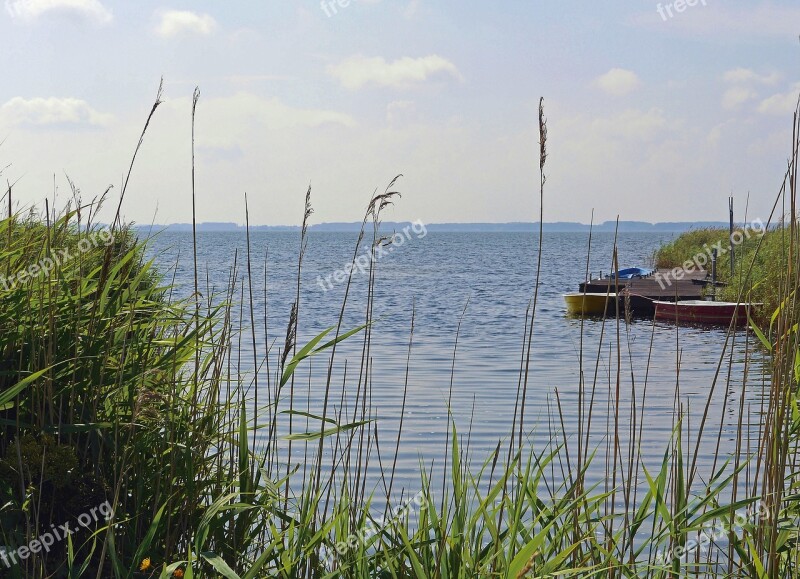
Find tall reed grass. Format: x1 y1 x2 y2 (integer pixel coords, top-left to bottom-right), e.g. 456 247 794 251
0 87 798 578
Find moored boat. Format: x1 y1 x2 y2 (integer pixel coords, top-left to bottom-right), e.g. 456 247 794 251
564 292 617 316
608 267 654 280
653 300 760 327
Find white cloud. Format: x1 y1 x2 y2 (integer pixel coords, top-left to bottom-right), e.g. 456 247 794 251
588 108 668 141
722 86 758 111
594 68 641 97
723 68 780 86
706 120 733 148
720 68 784 112
328 55 462 90
175 93 355 135
155 10 217 38
0 97 112 127
4 0 111 24
630 4 800 38
387 100 415 126
403 0 420 18
758 83 800 116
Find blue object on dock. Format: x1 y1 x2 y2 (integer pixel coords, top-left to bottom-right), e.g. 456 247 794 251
608 267 654 280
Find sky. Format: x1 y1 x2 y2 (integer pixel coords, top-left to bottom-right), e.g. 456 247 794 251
0 0 798 226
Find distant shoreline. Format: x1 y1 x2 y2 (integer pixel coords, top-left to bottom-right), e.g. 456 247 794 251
133 221 735 234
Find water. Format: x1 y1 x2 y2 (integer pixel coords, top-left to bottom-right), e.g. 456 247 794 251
145 231 768 498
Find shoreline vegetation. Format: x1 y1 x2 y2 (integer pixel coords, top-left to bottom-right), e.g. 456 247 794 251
654 222 789 325
0 86 799 578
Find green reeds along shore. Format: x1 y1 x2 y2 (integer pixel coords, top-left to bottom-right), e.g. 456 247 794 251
0 90 799 578
655 221 789 324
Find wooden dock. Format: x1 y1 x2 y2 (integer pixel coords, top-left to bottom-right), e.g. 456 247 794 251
578 269 708 316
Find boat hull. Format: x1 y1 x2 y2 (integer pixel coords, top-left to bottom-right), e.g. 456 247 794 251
564 293 617 316
653 300 757 327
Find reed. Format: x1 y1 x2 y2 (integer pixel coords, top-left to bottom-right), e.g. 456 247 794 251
0 90 798 578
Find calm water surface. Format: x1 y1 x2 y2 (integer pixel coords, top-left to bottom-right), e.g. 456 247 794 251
146 231 768 496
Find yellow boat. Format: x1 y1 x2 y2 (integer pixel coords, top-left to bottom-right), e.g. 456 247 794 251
563 292 617 316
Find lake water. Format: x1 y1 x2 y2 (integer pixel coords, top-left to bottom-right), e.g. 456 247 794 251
146 230 768 499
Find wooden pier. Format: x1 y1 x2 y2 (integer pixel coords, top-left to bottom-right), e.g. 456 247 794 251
578 269 708 316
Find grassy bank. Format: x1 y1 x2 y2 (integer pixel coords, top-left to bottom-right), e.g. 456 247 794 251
654 224 789 321
0 90 799 578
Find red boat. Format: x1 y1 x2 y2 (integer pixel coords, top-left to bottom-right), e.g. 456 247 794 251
653 300 760 327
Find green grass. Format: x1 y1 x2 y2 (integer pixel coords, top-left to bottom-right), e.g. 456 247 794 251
654 227 737 271
0 89 798 578
654 225 790 324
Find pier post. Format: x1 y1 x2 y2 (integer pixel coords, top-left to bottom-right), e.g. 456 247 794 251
729 197 735 277
711 248 717 302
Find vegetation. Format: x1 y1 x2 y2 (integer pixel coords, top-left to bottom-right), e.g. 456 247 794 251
654 227 737 271
0 88 798 577
654 224 790 321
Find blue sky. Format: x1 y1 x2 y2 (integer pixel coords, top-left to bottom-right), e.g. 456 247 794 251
0 0 798 226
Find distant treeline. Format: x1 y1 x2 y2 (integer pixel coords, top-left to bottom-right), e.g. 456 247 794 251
133 220 736 233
